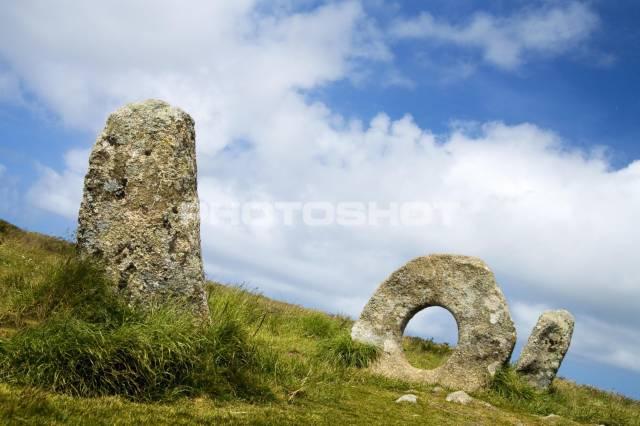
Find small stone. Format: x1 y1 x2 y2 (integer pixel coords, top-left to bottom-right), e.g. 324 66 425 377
432 386 444 393
77 99 209 315
542 414 563 422
395 394 418 404
445 390 473 405
515 310 575 390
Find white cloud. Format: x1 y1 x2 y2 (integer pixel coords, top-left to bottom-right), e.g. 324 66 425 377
390 1 600 69
26 149 89 219
1 1 639 378
0 0 388 133
0 70 23 103
574 317 640 373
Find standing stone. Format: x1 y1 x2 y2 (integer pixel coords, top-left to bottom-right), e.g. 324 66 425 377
515 310 574 390
352 254 516 392
77 99 209 316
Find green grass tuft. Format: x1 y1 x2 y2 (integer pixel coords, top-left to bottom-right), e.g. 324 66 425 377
30 256 135 324
300 312 340 338
318 332 380 368
0 255 269 401
0 308 266 401
402 336 452 370
488 366 538 403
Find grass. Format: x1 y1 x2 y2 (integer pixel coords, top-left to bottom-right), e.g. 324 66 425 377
318 332 380 368
0 257 267 401
403 336 452 370
478 367 640 425
0 218 639 425
0 309 264 401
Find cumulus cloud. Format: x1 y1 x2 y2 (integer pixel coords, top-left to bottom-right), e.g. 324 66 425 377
0 0 388 133
0 70 23 103
26 149 89 219
390 1 600 69
1 1 638 378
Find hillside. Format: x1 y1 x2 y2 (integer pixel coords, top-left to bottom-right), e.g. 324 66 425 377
0 219 638 425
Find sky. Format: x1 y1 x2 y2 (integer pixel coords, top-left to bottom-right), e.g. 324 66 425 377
1 0 639 398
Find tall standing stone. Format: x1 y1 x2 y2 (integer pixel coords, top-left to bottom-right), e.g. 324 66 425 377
77 99 209 316
515 310 574 390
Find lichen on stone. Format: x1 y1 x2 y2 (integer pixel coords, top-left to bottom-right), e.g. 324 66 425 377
351 254 516 392
515 309 575 390
77 99 209 316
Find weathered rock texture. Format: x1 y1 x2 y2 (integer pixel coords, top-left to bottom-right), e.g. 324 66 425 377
77 99 209 315
515 310 574 390
395 394 418 404
445 390 474 405
351 254 516 392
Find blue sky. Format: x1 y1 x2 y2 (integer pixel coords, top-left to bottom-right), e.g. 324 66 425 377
1 1 639 398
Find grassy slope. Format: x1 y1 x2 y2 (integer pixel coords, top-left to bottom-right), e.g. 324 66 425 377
0 219 638 426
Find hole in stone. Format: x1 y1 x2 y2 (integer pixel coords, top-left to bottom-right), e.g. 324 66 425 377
402 306 458 370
